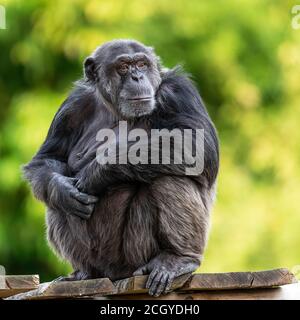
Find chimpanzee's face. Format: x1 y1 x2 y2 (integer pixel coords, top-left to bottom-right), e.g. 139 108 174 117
84 40 162 119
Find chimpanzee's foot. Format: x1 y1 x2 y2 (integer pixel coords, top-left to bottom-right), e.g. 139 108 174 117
53 270 93 282
133 252 200 297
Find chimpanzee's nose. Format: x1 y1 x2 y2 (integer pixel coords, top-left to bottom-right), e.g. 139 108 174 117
131 72 143 82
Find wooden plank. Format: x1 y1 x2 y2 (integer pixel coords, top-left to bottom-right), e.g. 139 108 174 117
180 268 297 291
0 275 39 298
110 268 296 297
5 268 297 300
6 277 116 300
108 283 300 300
112 273 192 295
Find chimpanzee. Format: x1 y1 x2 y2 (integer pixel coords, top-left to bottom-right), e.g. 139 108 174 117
23 39 219 297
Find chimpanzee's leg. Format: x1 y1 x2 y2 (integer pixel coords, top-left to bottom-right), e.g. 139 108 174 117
134 176 216 296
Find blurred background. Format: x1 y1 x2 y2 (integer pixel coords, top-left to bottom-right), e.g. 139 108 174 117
0 0 299 281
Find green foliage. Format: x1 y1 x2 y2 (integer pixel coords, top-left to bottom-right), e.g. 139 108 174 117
0 0 299 280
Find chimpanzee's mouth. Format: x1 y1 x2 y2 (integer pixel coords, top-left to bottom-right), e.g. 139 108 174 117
128 97 152 101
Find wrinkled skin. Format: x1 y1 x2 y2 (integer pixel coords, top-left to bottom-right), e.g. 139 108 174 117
48 174 98 220
134 253 199 296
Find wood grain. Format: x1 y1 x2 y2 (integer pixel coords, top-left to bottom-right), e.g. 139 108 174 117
181 268 297 291
109 268 296 296
108 283 300 300
112 273 192 295
0 275 39 298
6 277 116 300
5 268 297 300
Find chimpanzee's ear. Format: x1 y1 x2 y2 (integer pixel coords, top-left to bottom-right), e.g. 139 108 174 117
84 57 97 82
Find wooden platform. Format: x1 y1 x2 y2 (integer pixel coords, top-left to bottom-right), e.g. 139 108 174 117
0 275 39 298
110 283 300 300
3 268 299 300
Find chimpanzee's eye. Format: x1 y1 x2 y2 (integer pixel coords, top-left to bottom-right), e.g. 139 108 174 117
118 63 129 75
136 60 148 71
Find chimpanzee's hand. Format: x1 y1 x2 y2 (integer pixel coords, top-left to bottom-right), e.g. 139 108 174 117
75 175 90 194
48 173 98 220
75 161 101 195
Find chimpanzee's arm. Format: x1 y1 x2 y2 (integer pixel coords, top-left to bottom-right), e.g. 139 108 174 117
23 86 98 219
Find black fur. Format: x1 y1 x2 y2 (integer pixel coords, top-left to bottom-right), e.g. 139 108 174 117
23 40 219 297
